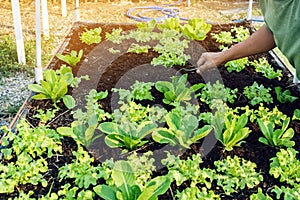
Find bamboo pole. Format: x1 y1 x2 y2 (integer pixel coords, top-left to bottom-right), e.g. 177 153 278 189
11 0 26 64
74 0 80 22
35 0 43 83
247 0 253 21
41 0 50 39
61 0 67 17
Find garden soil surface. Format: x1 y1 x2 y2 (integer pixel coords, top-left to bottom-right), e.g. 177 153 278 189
1 1 299 199
0 0 260 132
2 20 299 200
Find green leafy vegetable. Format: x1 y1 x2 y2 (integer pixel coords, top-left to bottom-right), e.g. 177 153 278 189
214 156 263 195
113 80 154 103
58 146 104 189
250 57 282 80
56 49 83 67
155 74 200 105
275 86 298 103
152 107 212 148
212 108 251 151
151 32 190 67
93 160 171 200
243 81 273 106
57 90 110 147
231 26 250 42
180 18 212 41
105 28 124 44
269 148 300 187
99 120 157 151
162 152 215 188
136 19 156 32
80 27 102 45
195 80 238 105
258 117 295 148
157 17 181 32
175 187 220 200
224 57 249 72
293 109 300 121
127 43 150 54
28 65 88 108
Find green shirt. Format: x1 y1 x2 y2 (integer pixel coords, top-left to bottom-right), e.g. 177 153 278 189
259 0 300 79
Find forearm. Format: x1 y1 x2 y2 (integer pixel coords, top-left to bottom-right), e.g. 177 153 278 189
219 24 276 63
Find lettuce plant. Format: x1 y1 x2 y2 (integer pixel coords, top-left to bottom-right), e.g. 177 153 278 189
195 80 238 105
113 80 154 103
242 104 288 124
136 19 156 32
212 26 250 49
224 57 249 72
1 118 62 160
155 74 201 105
293 109 300 121
0 119 63 193
28 65 89 109
157 17 181 32
33 108 58 126
243 81 273 106
180 18 212 41
127 43 150 54
80 27 102 45
99 120 157 151
257 117 295 148
161 152 215 188
175 187 220 200
231 26 250 42
250 188 272 200
250 57 282 80
57 90 110 147
272 185 300 200
212 108 251 151
98 100 159 151
211 31 234 45
125 29 153 43
214 156 263 195
93 160 171 200
0 154 48 193
112 81 167 124
56 49 83 67
275 86 298 103
269 148 300 187
152 107 212 149
105 28 124 44
58 145 104 189
151 33 190 67
126 151 156 190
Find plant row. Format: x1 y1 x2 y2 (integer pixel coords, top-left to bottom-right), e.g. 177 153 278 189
1 117 300 199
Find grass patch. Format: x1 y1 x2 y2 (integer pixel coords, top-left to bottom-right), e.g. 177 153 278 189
0 34 55 77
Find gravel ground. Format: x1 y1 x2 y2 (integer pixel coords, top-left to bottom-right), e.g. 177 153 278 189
0 0 258 128
0 72 33 127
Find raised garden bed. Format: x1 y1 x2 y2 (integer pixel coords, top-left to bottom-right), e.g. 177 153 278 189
1 20 300 199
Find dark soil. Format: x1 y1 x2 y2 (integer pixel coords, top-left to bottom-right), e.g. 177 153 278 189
2 21 300 199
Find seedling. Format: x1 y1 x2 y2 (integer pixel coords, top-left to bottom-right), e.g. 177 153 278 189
56 49 83 67
80 27 102 45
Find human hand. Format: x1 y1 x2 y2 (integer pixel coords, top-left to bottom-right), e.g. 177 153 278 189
196 52 224 75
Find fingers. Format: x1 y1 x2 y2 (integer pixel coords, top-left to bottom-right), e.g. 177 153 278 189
196 52 220 75
196 62 213 75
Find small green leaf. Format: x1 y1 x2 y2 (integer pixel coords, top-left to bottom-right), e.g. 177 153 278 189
62 95 76 109
57 127 76 138
138 176 171 200
94 185 117 200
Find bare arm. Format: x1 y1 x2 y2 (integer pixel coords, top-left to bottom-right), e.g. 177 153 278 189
197 24 276 73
